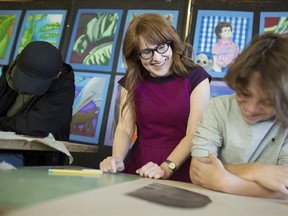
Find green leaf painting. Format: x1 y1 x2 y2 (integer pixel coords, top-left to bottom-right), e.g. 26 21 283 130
264 16 288 34
67 9 123 71
0 15 16 60
83 42 112 65
15 11 66 55
71 12 120 67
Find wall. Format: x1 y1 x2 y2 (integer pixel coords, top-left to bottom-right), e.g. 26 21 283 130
0 0 287 168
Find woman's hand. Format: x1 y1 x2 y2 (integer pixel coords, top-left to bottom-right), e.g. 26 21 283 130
136 162 165 179
99 156 125 173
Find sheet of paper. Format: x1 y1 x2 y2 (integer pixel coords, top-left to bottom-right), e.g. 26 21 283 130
0 132 73 164
0 161 17 170
127 182 211 208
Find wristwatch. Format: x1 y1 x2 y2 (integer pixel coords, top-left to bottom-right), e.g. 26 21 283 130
165 159 176 171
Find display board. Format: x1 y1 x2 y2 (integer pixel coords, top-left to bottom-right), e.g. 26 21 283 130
1 0 287 148
0 0 189 146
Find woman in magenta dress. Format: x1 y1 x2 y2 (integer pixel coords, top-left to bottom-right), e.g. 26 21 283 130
100 13 211 182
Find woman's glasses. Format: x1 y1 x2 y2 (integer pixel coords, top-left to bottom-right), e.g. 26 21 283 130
137 41 171 60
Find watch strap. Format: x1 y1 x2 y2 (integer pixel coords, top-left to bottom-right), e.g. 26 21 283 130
165 159 176 171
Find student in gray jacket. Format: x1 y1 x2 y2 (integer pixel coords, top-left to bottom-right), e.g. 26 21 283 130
190 33 288 199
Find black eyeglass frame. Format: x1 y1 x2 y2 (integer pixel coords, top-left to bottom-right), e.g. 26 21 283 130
137 41 172 60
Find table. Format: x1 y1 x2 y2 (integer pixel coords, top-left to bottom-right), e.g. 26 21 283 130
0 167 287 216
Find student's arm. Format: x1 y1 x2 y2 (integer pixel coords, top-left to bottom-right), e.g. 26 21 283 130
100 88 135 173
190 153 288 199
224 163 288 194
136 78 211 179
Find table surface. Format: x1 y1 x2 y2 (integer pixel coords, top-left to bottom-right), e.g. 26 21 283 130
1 167 287 216
0 166 138 213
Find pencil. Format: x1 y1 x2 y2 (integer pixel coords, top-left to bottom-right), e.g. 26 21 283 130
48 168 103 176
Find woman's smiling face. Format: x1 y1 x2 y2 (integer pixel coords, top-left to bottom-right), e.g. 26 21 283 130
138 36 173 77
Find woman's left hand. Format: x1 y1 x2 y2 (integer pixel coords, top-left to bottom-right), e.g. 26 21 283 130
136 162 165 179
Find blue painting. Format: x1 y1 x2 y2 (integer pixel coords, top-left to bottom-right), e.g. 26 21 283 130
66 9 123 72
116 9 179 73
210 80 235 98
70 72 110 144
193 10 253 78
13 10 66 57
0 10 22 65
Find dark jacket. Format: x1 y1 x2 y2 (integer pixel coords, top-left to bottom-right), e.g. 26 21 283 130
0 63 75 141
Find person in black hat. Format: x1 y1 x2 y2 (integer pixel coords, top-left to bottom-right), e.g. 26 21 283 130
0 41 75 165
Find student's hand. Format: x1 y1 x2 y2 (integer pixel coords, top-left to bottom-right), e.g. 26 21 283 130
190 152 231 191
99 156 124 173
136 162 164 179
253 164 288 195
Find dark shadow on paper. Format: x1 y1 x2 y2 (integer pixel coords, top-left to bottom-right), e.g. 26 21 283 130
126 183 211 208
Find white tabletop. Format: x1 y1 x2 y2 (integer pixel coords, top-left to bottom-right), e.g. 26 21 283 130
4 178 288 216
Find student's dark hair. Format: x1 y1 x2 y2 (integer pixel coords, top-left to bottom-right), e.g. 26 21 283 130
225 33 288 126
121 13 197 119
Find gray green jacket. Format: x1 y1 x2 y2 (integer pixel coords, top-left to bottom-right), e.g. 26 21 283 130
191 94 288 165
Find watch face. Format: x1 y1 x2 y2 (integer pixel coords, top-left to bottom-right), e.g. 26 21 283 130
165 160 176 170
168 163 176 170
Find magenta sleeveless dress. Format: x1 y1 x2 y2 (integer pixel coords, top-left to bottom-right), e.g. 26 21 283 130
119 67 211 182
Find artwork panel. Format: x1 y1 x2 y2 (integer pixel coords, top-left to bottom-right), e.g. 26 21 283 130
13 10 67 57
116 9 179 73
70 71 110 144
65 9 123 72
103 75 123 146
259 12 288 35
210 80 235 98
193 10 254 78
0 10 22 64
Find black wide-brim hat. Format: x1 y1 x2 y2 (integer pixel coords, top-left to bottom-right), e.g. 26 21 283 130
12 41 62 95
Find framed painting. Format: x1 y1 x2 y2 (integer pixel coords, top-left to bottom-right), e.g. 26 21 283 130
210 80 235 98
0 10 22 65
259 12 288 35
116 9 179 73
192 10 253 78
13 10 67 57
104 75 123 146
65 9 123 72
70 72 110 144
